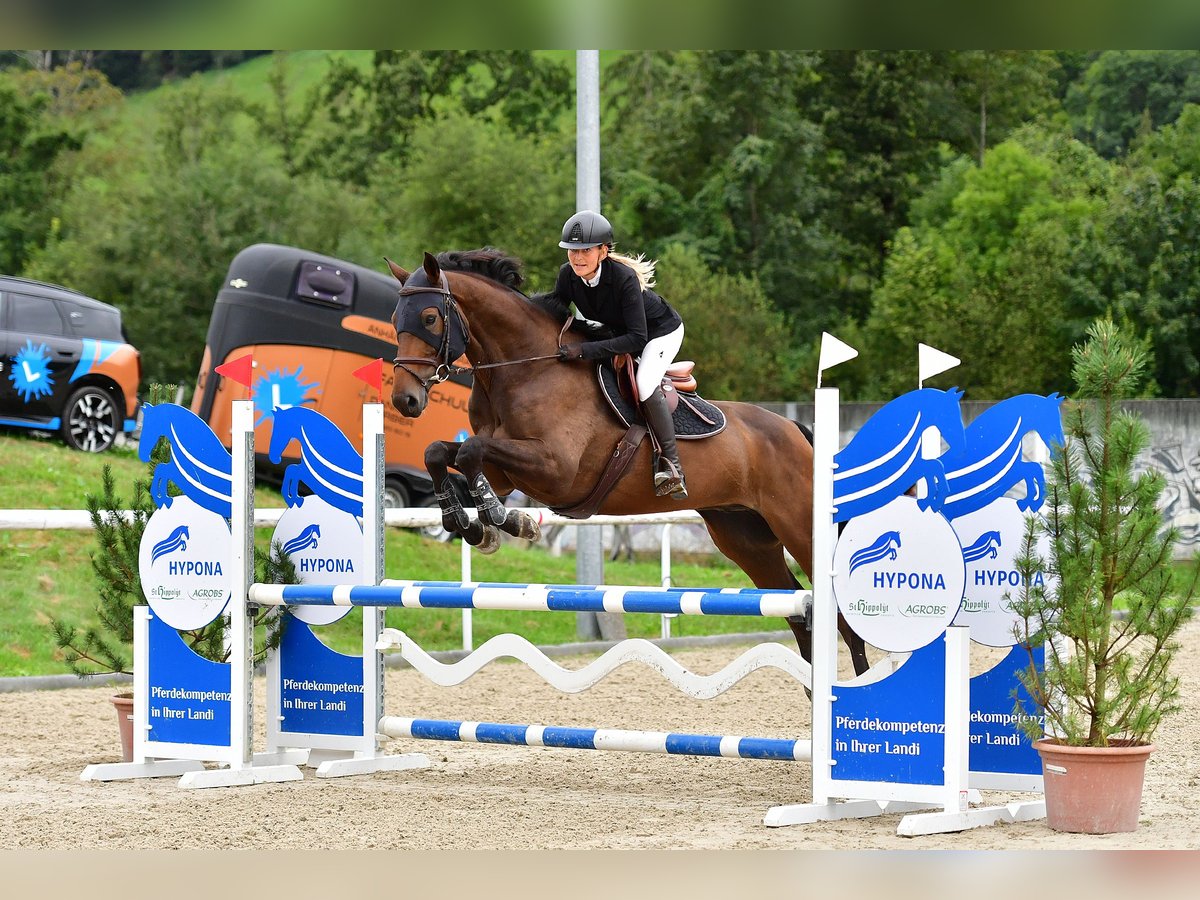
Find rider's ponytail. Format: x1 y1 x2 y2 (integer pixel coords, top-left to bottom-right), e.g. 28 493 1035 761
608 251 657 291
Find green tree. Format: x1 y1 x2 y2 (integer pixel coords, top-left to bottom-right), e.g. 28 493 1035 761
1097 105 1200 394
308 50 570 187
381 109 574 290
654 244 805 400
1011 319 1195 746
1066 50 1200 157
25 78 385 386
861 128 1114 399
605 51 837 334
945 51 1061 164
0 76 81 273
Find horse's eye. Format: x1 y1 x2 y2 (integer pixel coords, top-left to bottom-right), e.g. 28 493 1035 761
423 313 438 327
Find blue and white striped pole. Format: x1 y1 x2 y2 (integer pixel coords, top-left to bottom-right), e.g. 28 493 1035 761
249 582 811 618
380 717 811 762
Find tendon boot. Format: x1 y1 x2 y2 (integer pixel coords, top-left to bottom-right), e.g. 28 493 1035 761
641 386 688 498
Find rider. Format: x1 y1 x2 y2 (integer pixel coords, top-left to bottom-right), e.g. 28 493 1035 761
552 210 688 499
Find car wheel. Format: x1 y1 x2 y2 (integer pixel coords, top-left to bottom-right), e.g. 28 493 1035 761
61 386 119 453
382 476 410 509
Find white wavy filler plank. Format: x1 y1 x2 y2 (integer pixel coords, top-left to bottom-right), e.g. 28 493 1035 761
379 629 812 698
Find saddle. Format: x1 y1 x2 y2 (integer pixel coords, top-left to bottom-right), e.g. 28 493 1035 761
551 355 726 520
597 355 726 439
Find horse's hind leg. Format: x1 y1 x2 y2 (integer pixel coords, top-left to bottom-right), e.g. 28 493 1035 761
698 507 811 648
713 507 871 677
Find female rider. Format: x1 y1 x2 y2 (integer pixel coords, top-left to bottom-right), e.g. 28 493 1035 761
552 210 687 499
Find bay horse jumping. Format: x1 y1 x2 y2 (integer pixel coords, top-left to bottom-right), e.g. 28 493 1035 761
387 249 868 675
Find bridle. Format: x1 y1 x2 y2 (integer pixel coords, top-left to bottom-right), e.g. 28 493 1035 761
392 272 567 395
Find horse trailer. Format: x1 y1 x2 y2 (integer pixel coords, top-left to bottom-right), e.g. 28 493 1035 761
191 243 472 508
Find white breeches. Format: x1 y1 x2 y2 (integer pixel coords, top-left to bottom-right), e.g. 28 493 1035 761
636 324 685 401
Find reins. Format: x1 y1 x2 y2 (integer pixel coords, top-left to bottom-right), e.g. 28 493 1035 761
393 283 570 391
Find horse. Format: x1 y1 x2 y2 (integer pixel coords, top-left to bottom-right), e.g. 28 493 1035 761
385 249 869 676
139 403 233 518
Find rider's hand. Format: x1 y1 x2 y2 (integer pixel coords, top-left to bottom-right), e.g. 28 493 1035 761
557 342 586 361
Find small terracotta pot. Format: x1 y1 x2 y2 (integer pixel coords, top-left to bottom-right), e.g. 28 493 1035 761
111 692 135 762
1035 738 1154 834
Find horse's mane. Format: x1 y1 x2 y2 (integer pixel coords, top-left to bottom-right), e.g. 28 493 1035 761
435 248 569 322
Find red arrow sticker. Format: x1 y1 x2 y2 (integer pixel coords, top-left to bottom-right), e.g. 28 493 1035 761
214 354 254 387
352 357 384 396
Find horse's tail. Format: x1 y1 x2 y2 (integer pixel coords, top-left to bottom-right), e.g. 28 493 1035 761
793 420 814 447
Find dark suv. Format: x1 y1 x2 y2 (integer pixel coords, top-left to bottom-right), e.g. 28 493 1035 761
1 276 141 452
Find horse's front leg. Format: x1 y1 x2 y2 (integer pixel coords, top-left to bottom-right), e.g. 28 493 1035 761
424 441 502 552
425 440 470 531
454 436 546 544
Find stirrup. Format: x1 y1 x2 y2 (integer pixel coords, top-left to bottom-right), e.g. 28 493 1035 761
654 465 688 499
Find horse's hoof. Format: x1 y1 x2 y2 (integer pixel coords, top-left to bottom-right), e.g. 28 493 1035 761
517 515 541 543
476 525 501 555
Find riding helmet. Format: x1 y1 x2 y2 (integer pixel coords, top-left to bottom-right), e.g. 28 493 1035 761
559 210 613 249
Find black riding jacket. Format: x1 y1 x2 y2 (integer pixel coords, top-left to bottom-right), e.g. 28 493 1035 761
551 258 683 360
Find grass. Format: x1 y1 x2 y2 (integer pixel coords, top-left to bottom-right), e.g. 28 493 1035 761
1 431 766 678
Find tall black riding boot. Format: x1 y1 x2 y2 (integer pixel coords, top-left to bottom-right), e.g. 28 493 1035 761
641 386 688 499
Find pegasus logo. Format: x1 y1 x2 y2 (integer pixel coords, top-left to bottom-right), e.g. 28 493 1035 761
281 524 321 556
151 526 190 563
962 531 1002 564
848 531 902 576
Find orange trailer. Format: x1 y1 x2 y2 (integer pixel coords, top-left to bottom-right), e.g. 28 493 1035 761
191 243 472 507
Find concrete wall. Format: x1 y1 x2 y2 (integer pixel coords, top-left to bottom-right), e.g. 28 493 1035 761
758 398 1200 560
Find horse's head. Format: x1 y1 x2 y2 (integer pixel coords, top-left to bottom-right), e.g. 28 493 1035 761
388 252 469 418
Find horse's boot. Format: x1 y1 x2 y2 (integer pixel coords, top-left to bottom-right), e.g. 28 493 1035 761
641 386 688 499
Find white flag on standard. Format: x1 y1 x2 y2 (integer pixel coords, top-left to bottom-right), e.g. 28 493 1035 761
817 332 858 380
918 343 960 385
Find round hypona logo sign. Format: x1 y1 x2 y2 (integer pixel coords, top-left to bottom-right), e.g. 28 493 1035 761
833 495 965 653
272 494 365 626
139 495 232 630
950 498 1051 647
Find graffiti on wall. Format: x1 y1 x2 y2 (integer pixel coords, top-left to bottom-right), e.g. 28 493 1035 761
1145 444 1200 552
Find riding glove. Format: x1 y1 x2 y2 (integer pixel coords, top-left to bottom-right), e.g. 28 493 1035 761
557 342 586 361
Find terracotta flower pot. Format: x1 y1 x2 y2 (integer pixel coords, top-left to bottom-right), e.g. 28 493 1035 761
1035 738 1154 834
111 691 135 762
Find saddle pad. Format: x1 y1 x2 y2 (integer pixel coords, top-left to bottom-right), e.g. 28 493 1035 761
597 363 726 439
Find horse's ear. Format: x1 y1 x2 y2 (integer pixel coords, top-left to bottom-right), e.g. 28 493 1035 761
385 257 409 284
1049 391 1064 405
422 251 440 281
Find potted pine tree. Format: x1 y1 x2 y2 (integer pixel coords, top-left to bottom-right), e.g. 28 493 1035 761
49 385 293 761
1009 318 1197 833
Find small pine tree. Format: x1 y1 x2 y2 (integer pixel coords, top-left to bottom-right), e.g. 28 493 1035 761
1010 318 1197 747
49 385 293 676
